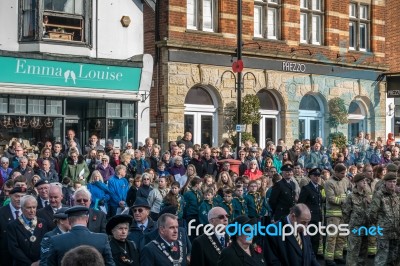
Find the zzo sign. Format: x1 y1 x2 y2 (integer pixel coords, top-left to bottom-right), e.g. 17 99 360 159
282 61 307 73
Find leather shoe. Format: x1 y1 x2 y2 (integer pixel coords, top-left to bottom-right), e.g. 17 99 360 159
325 260 336 266
334 258 346 265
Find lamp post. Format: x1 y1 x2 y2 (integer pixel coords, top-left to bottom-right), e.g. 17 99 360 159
236 0 243 153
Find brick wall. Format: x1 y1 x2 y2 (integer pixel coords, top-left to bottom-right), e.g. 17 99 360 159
386 0 400 71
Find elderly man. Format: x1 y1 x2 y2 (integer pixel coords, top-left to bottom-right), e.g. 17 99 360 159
39 207 71 266
0 187 27 266
177 132 194 149
37 183 65 230
36 180 51 210
7 195 50 265
141 213 189 266
191 207 229 266
265 203 319 265
46 206 114 266
84 134 104 155
74 187 107 233
10 156 35 181
128 198 156 249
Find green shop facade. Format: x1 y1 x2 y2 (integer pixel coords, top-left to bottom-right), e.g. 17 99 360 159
0 52 151 151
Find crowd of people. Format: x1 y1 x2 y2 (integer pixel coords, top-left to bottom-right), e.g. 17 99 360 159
0 129 399 265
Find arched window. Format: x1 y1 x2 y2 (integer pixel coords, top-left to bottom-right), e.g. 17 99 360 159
184 86 218 146
253 90 280 148
348 101 366 143
299 94 324 141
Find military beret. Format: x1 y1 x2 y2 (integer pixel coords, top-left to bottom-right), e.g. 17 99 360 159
106 214 132 235
384 172 397 181
9 186 27 195
53 207 69 219
386 163 398 173
281 164 293 172
308 168 321 176
34 179 49 188
353 173 366 183
65 206 89 217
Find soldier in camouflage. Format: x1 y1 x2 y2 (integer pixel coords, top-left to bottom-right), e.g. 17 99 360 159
368 172 400 265
342 173 371 266
362 164 377 256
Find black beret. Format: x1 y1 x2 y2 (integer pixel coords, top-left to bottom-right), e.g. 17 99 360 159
9 187 27 195
309 168 321 176
34 179 49 188
281 164 293 172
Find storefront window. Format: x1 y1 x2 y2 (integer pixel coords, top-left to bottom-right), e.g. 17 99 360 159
108 119 134 149
107 102 121 118
10 97 27 114
0 97 7 113
46 99 63 115
28 98 45 114
87 100 105 117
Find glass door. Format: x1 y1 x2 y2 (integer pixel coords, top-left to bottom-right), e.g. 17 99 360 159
299 119 306 140
201 115 213 146
184 112 216 146
298 117 322 141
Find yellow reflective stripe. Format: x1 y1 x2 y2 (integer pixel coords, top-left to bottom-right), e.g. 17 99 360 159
326 210 342 216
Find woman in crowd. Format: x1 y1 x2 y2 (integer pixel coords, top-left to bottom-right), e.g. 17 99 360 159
181 164 198 193
0 157 12 183
162 181 185 226
216 171 234 197
169 156 186 186
108 165 130 217
37 147 58 172
136 173 153 200
87 170 111 213
126 175 142 207
218 215 265 266
120 153 136 181
96 154 115 183
243 160 263 181
63 149 90 184
106 214 139 265
27 174 41 196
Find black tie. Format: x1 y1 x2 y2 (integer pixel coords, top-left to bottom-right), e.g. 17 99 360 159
15 210 19 219
44 200 49 207
220 236 225 247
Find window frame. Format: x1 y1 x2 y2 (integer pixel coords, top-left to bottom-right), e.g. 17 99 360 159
253 0 281 40
300 0 324 45
186 0 218 32
19 0 91 45
349 2 370 51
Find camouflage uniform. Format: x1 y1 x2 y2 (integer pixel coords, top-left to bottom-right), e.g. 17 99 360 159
364 178 379 256
324 175 348 261
368 185 400 265
342 187 370 266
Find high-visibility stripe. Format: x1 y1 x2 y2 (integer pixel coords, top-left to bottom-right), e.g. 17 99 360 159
326 210 342 216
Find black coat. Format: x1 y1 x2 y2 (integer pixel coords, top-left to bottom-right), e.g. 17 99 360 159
88 208 107 233
109 238 139 266
140 235 188 266
127 218 156 250
7 217 50 266
298 182 323 223
37 204 67 231
269 179 297 221
0 205 15 266
264 218 319 266
218 240 266 266
141 226 191 254
191 233 227 266
46 225 114 266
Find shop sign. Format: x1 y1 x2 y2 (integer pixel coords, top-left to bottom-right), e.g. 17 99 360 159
0 56 142 91
387 76 400 98
282 61 307 73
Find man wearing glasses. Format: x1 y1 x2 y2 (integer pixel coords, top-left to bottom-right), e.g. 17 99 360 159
128 197 156 250
191 207 229 266
10 146 25 169
73 187 107 233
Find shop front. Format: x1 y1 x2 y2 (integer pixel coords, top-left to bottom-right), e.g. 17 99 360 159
0 53 148 152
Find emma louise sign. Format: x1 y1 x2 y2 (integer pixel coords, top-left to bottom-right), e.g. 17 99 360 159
0 56 142 91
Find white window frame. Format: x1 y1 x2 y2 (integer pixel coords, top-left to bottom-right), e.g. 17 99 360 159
299 95 324 140
184 105 218 146
258 111 280 148
253 0 280 40
187 0 218 32
349 2 370 51
300 0 324 45
348 102 367 142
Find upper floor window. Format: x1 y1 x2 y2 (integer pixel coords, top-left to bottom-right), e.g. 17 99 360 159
20 0 89 44
300 0 324 45
187 0 218 32
254 0 281 40
349 3 370 51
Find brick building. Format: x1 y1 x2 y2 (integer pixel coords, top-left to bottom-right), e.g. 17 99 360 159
145 0 387 149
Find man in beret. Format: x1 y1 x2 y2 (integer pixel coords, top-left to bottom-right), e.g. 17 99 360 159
298 167 324 257
46 206 115 266
0 187 26 266
368 172 400 265
39 207 71 265
7 195 50 265
269 164 297 221
36 180 50 210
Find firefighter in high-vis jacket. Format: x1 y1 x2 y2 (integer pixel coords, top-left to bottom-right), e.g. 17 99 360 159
324 163 349 266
